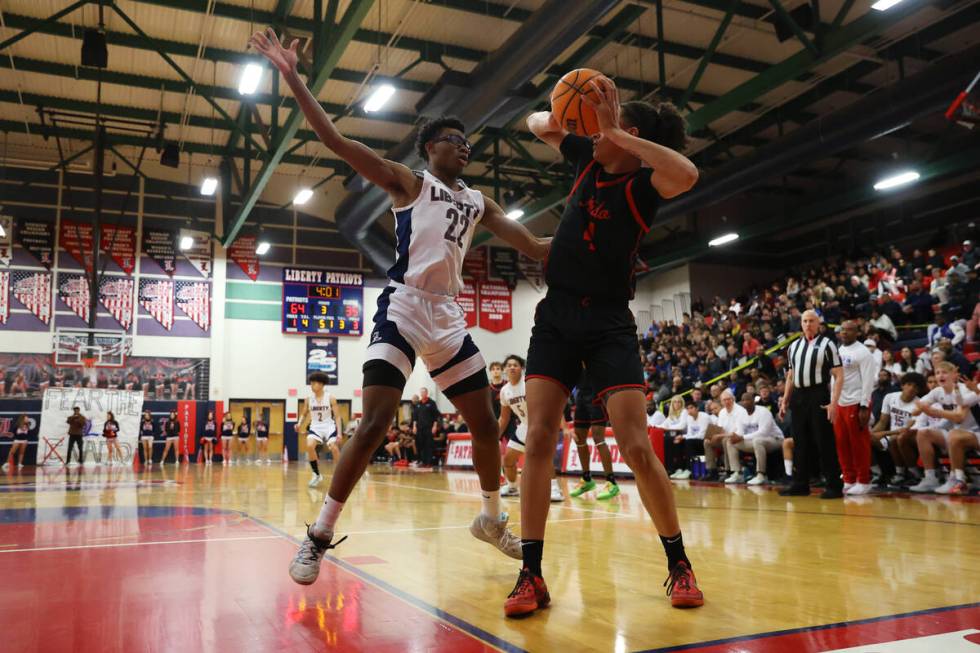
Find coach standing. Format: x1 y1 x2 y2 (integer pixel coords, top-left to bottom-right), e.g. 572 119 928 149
833 321 877 496
779 310 845 499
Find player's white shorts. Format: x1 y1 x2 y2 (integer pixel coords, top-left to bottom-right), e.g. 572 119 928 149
505 424 528 453
140 436 153 442
307 426 338 447
365 282 486 392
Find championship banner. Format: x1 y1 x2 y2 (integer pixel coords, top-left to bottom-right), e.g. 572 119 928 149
477 280 512 333
60 219 95 272
37 388 143 466
458 278 477 329
142 228 177 276
463 246 488 281
138 278 174 330
489 246 520 290
16 219 54 269
99 276 135 330
0 214 11 266
229 234 259 281
0 271 8 324
179 228 212 277
58 273 90 322
518 253 545 292
12 270 51 324
100 225 137 275
306 336 339 385
175 280 210 331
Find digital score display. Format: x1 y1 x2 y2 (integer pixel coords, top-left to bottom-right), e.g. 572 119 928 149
282 268 364 336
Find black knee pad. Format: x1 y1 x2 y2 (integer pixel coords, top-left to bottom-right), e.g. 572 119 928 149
444 368 489 399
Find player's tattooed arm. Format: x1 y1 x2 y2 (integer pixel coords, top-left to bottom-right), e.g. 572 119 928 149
526 111 568 153
584 77 699 199
249 28 419 205
480 197 551 261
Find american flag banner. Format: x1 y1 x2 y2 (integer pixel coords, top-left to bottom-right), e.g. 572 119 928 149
138 278 174 330
99 276 135 330
0 271 9 324
11 270 52 324
175 280 210 332
58 273 90 322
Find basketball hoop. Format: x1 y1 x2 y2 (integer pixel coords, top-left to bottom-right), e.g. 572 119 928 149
82 357 97 370
945 70 980 130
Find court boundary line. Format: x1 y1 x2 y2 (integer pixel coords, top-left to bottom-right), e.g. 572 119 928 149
636 600 980 652
247 514 528 653
0 534 281 554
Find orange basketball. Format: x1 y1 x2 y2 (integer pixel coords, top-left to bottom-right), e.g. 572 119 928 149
550 68 604 136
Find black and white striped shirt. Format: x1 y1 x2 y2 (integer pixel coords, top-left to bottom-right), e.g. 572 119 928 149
787 334 842 388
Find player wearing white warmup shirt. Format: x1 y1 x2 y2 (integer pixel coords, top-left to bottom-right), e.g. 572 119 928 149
248 28 550 585
498 356 563 502
724 393 784 486
910 361 980 493
297 372 343 488
872 372 927 487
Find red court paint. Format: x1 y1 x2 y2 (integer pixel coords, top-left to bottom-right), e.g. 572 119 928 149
0 511 504 652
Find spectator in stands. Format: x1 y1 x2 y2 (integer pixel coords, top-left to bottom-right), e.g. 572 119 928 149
896 347 917 375
937 338 971 375
962 240 978 269
704 390 748 481
926 248 945 270
661 396 687 471
870 305 897 343
967 298 980 343
669 402 711 480
8 374 28 397
903 281 936 324
446 413 468 433
947 256 969 283
742 331 763 357
724 392 784 486
928 312 965 349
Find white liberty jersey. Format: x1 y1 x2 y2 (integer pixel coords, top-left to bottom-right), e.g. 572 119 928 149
307 390 337 438
880 392 917 429
388 169 486 296
500 379 528 424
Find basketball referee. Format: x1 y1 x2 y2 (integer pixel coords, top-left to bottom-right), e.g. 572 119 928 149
779 310 845 499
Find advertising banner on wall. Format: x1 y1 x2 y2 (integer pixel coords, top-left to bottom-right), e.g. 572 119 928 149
229 234 259 281
175 280 210 331
60 219 95 272
306 336 339 385
36 387 143 466
99 276 135 330
0 214 11 266
458 278 477 329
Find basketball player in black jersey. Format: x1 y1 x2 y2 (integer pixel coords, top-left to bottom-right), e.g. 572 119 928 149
505 77 704 616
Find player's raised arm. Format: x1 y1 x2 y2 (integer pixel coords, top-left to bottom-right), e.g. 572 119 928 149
526 111 568 153
480 197 551 261
249 29 418 202
583 77 698 199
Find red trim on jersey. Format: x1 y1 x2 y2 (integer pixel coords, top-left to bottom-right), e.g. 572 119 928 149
596 383 647 398
526 374 571 396
567 160 597 201
595 171 634 188
625 178 650 233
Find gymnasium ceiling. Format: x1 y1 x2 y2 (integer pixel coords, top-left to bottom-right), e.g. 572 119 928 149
0 0 978 274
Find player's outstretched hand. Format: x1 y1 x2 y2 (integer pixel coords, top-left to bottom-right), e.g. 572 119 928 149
249 28 299 75
583 76 621 135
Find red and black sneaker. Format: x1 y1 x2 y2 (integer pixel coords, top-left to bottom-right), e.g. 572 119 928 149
664 562 704 608
504 567 550 617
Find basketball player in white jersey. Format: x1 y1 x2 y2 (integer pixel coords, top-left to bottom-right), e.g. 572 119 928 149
872 372 926 487
297 372 344 487
250 29 550 585
498 355 563 502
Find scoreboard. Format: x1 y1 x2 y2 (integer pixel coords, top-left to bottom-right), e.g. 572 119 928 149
281 268 364 336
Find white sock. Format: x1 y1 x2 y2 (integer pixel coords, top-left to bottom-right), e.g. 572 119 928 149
954 469 967 482
924 469 937 480
895 466 906 474
481 491 501 518
784 460 793 477
314 495 344 536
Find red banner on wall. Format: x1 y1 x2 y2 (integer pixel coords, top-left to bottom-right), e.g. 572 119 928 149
100 225 137 275
229 235 259 280
60 220 94 272
477 280 512 333
463 246 488 281
458 278 477 328
177 400 197 456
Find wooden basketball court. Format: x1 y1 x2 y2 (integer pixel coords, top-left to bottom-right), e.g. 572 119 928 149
1 463 976 652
